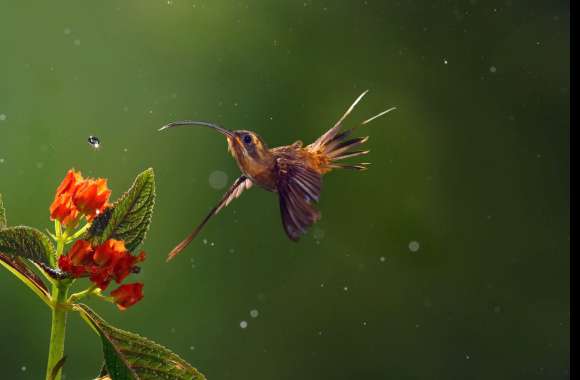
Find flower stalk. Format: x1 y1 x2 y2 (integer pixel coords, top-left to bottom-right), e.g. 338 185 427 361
45 223 70 380
45 280 70 380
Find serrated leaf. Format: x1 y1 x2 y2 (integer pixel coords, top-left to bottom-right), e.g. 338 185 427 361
0 193 7 229
0 226 54 265
77 305 206 380
87 168 155 252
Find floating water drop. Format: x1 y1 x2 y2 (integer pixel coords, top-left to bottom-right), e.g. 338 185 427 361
21 366 27 372
408 241 420 252
240 320 248 329
250 309 259 318
0 114 6 121
189 345 195 350
379 256 386 262
489 66 497 73
88 136 100 149
209 170 228 190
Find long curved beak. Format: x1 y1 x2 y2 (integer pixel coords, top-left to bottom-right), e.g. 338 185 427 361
158 120 234 138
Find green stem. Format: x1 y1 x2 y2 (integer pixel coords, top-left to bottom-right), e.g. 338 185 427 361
45 281 70 380
45 219 70 380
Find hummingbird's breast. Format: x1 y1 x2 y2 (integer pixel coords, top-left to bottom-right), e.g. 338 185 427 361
237 158 277 191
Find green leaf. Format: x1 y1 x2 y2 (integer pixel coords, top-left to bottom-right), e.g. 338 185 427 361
0 193 7 229
0 252 51 306
77 304 206 380
87 168 155 252
0 226 54 265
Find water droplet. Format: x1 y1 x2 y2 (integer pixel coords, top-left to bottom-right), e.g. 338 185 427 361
0 113 6 121
36 162 44 169
208 170 228 190
202 238 208 245
21 366 27 372
228 248 235 254
408 241 420 252
489 66 497 73
493 305 502 313
443 59 449 65
240 320 248 329
379 256 386 262
250 309 259 318
465 353 471 360
343 286 349 292
0 158 5 164
73 39 81 46
64 27 71 35
189 345 195 350
88 135 100 149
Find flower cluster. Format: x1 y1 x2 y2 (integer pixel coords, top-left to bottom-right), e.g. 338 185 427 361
50 170 111 229
58 239 145 309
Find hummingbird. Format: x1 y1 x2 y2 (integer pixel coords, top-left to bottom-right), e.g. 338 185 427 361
160 90 396 261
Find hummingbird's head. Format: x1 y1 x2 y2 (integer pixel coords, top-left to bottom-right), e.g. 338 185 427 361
159 121 272 168
227 129 270 162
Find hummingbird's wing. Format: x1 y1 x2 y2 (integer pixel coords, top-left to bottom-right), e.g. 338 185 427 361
166 175 252 261
275 158 322 241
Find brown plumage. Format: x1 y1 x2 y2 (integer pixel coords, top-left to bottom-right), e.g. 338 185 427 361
159 90 396 261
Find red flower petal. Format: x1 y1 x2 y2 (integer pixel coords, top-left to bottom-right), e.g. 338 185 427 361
111 283 144 310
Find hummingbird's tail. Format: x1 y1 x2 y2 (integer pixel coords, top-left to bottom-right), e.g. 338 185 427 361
307 90 396 172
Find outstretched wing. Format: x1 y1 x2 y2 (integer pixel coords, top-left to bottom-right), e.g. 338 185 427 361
166 176 252 261
276 157 322 241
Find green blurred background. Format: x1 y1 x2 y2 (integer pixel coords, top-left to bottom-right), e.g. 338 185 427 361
0 1 569 379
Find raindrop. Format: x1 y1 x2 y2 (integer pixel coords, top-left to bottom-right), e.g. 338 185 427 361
408 241 420 252
189 346 195 350
443 59 449 65
64 27 71 35
0 158 5 164
208 170 228 190
343 286 349 292
240 320 248 329
21 366 27 372
88 135 100 149
489 66 497 73
379 256 386 262
465 353 471 360
0 113 6 121
250 309 259 318
73 39 81 46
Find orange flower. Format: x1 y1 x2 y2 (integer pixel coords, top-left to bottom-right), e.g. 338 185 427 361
57 239 94 277
50 193 80 229
50 170 83 228
73 178 111 221
111 283 144 310
58 238 145 291
49 169 111 227
55 169 83 197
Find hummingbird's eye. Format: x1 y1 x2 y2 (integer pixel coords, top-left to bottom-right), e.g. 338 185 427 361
243 134 253 145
